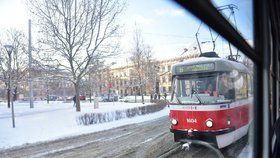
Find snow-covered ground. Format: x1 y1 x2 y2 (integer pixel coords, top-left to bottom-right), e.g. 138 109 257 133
238 145 252 158
0 101 168 149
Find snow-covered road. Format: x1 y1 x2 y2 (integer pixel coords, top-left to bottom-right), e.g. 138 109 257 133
0 116 249 158
0 101 251 157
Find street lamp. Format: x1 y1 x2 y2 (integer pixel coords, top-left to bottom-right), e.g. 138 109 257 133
4 45 14 54
4 44 15 128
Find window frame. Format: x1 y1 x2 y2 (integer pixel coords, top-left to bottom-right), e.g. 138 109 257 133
173 0 279 157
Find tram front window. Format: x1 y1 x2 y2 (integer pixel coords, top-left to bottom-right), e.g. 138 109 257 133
173 74 233 105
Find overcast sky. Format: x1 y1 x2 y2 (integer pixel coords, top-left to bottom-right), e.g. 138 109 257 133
0 0 252 67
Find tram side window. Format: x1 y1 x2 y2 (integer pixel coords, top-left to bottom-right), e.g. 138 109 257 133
172 79 181 100
218 73 235 100
171 78 184 103
234 73 248 100
247 74 253 97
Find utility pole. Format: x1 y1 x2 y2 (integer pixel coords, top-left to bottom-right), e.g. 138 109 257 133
63 80 66 102
28 19 34 108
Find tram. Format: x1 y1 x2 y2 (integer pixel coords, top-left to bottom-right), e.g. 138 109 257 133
169 52 253 148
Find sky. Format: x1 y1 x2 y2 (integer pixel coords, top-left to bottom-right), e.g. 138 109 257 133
0 0 29 32
0 0 253 67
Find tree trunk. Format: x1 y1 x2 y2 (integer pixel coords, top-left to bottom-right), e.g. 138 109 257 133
140 85 144 104
134 89 137 103
7 88 10 108
141 93 144 104
89 90 92 103
74 83 81 112
13 87 17 101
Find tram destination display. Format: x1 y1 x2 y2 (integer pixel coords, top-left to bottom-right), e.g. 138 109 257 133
176 63 215 74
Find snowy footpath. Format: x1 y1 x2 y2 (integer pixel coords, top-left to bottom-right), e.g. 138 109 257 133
0 101 168 149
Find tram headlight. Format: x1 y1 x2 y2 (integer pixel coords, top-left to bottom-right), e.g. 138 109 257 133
227 120 231 125
227 116 231 125
205 119 213 128
171 118 178 125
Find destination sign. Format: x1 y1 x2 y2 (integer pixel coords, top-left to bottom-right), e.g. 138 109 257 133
176 63 215 74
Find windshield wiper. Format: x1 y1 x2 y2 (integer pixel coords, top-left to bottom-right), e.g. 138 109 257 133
191 87 203 104
173 92 183 104
176 97 183 104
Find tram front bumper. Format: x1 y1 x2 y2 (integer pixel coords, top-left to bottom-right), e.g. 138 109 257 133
170 128 235 148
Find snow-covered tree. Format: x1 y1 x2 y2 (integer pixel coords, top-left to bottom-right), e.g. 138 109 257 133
0 29 28 108
28 0 124 111
129 27 157 103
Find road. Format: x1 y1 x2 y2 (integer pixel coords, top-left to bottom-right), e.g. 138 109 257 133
0 116 247 158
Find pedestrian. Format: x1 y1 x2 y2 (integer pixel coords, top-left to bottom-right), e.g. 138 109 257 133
164 93 167 100
158 93 161 100
150 94 153 103
73 95 76 107
154 93 157 100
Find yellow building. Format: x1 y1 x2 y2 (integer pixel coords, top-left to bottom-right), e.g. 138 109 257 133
104 54 199 96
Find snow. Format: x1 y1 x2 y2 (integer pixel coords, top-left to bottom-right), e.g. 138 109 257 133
0 101 168 149
31 132 134 158
238 145 252 158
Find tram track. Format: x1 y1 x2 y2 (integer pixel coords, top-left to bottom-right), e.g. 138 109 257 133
157 145 181 158
157 134 248 158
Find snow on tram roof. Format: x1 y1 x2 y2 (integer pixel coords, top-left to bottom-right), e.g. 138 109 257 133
172 57 249 75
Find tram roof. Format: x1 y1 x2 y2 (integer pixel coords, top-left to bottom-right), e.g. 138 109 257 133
172 57 250 75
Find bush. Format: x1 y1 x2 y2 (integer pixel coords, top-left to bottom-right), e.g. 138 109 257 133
77 103 166 125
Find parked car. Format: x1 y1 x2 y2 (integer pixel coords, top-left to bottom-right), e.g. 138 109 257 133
101 95 118 102
123 96 135 103
118 96 125 102
66 96 73 101
48 95 58 101
79 95 86 100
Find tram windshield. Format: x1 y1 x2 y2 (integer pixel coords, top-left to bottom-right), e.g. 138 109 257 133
172 72 241 104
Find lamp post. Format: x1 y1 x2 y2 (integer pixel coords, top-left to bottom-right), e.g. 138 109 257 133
4 44 15 128
28 19 34 108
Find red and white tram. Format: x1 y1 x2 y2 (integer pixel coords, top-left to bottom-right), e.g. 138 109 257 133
169 52 253 148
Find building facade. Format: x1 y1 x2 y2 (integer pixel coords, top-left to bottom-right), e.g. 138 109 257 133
98 54 199 97
0 54 199 101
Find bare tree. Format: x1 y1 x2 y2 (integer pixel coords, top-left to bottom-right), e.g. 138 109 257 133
0 29 28 108
28 0 124 111
130 27 156 103
80 59 104 103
